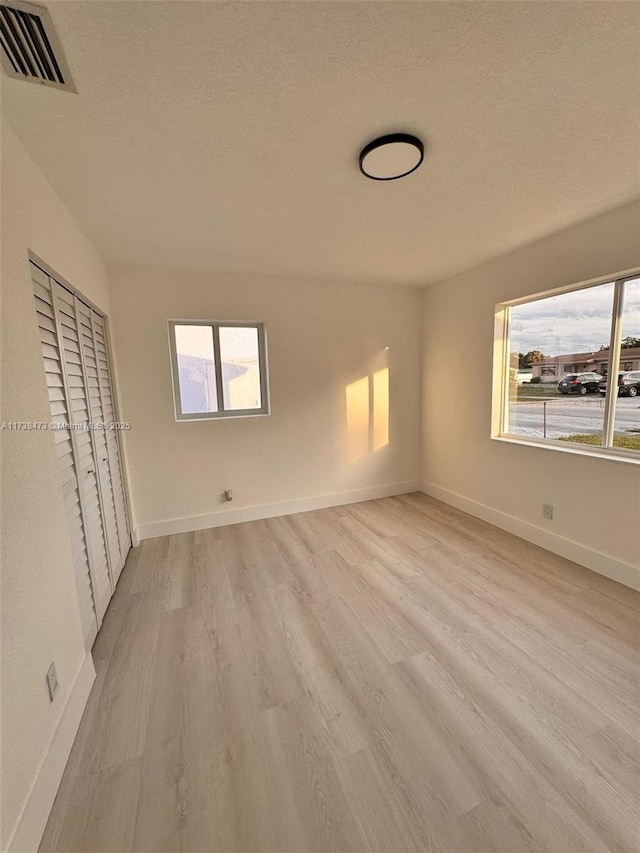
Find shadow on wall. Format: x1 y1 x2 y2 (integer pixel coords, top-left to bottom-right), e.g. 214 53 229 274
345 348 390 462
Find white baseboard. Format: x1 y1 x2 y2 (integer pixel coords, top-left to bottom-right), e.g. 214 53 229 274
136 480 422 541
420 482 639 591
6 653 96 853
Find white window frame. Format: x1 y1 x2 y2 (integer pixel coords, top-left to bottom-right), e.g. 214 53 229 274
168 320 270 421
492 268 640 464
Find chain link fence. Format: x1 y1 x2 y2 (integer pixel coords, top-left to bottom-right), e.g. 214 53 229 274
508 396 607 440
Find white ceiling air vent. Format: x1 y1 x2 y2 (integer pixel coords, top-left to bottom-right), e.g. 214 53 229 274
0 0 75 92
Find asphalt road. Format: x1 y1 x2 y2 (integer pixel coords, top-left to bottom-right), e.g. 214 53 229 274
508 396 640 439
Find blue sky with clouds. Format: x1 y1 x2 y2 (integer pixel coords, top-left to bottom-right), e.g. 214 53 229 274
510 278 639 357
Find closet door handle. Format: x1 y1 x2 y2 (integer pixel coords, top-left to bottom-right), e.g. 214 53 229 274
87 468 95 475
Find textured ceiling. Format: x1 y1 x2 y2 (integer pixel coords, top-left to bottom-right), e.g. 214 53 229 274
2 1 639 286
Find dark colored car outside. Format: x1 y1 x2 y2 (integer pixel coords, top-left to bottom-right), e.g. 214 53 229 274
599 371 640 397
557 373 601 395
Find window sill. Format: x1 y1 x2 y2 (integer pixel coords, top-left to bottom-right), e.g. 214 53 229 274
175 411 270 422
492 434 640 465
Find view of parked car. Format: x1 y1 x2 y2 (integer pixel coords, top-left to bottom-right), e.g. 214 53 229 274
599 371 640 397
557 373 601 395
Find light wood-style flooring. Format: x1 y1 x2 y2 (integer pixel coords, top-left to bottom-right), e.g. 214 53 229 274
40 493 640 852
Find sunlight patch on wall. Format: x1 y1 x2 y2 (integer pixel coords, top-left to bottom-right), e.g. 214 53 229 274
345 351 390 462
373 367 389 450
346 376 370 461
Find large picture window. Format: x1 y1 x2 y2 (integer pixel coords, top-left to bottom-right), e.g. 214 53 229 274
168 321 269 420
494 273 640 459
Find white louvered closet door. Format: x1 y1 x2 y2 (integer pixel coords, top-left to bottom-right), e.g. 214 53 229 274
52 280 112 624
76 299 127 582
31 264 99 647
91 310 131 571
31 260 131 648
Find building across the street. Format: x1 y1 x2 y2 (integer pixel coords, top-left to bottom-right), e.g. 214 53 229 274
532 346 640 381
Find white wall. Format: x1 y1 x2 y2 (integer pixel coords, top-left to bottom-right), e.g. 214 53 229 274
421 200 640 587
2 110 637 851
0 121 110 852
108 264 422 537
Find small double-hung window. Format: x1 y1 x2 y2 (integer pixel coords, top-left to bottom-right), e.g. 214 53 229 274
168 321 269 420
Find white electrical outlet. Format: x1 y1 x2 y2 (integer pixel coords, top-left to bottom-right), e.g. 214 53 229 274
224 489 233 503
542 503 554 521
46 662 58 702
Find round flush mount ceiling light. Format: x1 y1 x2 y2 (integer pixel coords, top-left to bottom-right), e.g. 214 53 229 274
359 133 424 181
